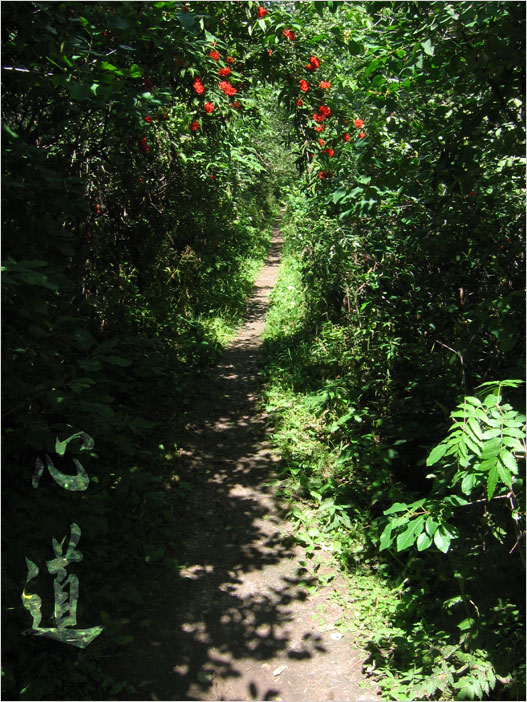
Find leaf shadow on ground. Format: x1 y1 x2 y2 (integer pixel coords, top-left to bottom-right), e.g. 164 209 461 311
112 225 337 701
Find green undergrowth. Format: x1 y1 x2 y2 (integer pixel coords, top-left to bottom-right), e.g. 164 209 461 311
259 211 525 701
2 208 279 701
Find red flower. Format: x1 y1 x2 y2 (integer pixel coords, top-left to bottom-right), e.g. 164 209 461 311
230 101 241 109
204 102 215 113
268 49 273 56
209 173 216 180
318 138 325 146
314 125 325 133
319 81 331 90
218 67 231 77
299 79 309 92
318 170 333 179
310 56 321 69
95 204 102 214
324 148 334 157
193 78 205 95
358 132 366 138
304 63 315 72
296 98 304 106
354 118 364 128
190 120 200 131
219 80 237 96
139 177 145 183
469 191 476 196
210 50 220 60
282 29 295 41
342 132 350 142
319 104 331 117
257 6 267 17
144 115 153 124
138 137 150 153
226 56 235 64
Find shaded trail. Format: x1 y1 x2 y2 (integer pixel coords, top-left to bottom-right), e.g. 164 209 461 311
124 212 379 701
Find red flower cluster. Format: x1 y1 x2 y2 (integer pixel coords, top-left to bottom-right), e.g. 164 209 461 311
358 132 366 138
144 115 153 124
204 102 215 113
313 104 331 122
218 66 231 77
299 79 309 92
296 98 304 106
138 137 149 153
318 170 332 179
193 78 205 95
190 120 200 131
268 49 273 56
282 28 295 41
314 125 325 133
324 148 334 157
230 101 242 109
354 118 364 128
257 6 267 18
342 132 350 142
219 80 237 96
95 204 102 214
318 138 325 146
210 50 220 60
304 55 321 72
226 56 235 64
319 81 331 90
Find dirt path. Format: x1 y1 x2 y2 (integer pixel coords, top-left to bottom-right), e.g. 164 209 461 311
126 213 380 701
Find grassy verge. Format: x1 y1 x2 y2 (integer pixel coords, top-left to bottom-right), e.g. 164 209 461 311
258 212 525 702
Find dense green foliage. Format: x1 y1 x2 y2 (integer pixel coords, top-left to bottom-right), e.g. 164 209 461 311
2 1 525 700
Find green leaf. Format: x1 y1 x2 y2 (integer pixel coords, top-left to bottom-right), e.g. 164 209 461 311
128 63 142 78
396 515 425 551
421 39 435 56
487 464 499 500
499 448 518 474
416 532 432 551
426 442 448 466
461 473 477 495
383 501 410 515
434 527 451 553
379 523 393 550
425 516 439 537
458 617 476 631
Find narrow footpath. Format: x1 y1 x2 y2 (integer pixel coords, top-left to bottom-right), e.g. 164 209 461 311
126 212 380 701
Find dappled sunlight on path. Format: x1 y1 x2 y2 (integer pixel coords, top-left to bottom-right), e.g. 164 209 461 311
121 212 379 701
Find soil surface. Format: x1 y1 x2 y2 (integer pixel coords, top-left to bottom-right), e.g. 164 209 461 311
123 212 381 701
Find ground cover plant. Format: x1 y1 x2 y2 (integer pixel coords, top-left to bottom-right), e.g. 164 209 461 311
2 1 525 700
